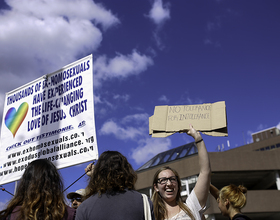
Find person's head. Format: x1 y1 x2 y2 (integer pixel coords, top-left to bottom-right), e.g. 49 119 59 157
217 184 247 216
152 166 181 204
67 189 86 209
152 166 194 220
0 159 67 219
85 151 137 197
18 158 64 197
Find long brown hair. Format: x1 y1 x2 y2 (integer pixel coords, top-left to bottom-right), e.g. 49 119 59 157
152 166 194 220
85 151 137 198
0 159 67 220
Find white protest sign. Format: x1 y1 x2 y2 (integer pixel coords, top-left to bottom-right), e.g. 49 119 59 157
0 54 98 185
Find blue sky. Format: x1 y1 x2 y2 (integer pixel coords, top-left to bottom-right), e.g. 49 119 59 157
1 0 280 210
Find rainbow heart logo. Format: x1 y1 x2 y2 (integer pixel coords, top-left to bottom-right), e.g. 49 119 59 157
5 102 29 138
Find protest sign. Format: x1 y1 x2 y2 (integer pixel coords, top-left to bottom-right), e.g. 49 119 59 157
149 101 227 137
0 54 98 185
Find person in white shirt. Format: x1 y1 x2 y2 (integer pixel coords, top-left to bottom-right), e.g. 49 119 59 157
152 125 211 220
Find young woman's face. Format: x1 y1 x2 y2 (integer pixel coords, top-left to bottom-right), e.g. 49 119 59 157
217 197 228 216
154 169 178 204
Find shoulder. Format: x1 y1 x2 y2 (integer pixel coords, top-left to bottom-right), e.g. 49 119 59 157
126 189 142 196
65 206 76 220
232 213 252 220
185 190 206 219
186 190 199 205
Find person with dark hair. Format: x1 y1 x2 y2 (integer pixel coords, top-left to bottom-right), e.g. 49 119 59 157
152 125 211 220
0 159 75 220
75 150 155 220
210 184 251 220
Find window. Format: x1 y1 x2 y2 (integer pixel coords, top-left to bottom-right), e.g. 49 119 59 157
151 157 161 167
187 176 198 193
181 179 188 196
163 154 170 163
188 145 197 155
170 151 179 160
178 149 188 158
138 160 154 170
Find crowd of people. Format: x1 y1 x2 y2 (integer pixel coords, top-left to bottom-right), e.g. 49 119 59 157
0 125 251 220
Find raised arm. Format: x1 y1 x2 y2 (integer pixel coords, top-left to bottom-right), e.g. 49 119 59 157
209 183 219 200
187 124 211 208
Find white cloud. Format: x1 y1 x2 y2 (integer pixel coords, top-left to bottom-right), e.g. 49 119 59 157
113 94 130 102
121 113 149 124
153 31 165 50
204 39 213 45
206 21 221 32
256 124 267 131
94 94 102 104
0 0 119 95
148 0 170 26
99 120 145 140
277 122 280 130
99 113 149 141
147 0 171 50
5 0 119 30
246 130 253 144
158 95 169 103
99 113 171 166
93 50 153 88
131 137 171 165
0 200 7 211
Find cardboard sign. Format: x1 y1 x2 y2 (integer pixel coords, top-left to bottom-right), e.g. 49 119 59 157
0 55 98 185
149 101 227 137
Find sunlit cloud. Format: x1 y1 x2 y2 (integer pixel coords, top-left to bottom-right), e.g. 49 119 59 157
99 120 145 140
0 0 119 79
113 94 130 102
147 0 170 26
93 50 153 88
0 200 7 211
147 0 170 50
158 95 169 103
131 137 171 165
121 113 149 124
99 112 171 165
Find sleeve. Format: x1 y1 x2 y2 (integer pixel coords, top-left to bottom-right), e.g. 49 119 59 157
185 190 206 220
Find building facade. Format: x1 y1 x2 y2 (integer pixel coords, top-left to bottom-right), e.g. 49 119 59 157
135 127 280 220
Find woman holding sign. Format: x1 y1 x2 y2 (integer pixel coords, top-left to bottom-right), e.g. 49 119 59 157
152 125 211 220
